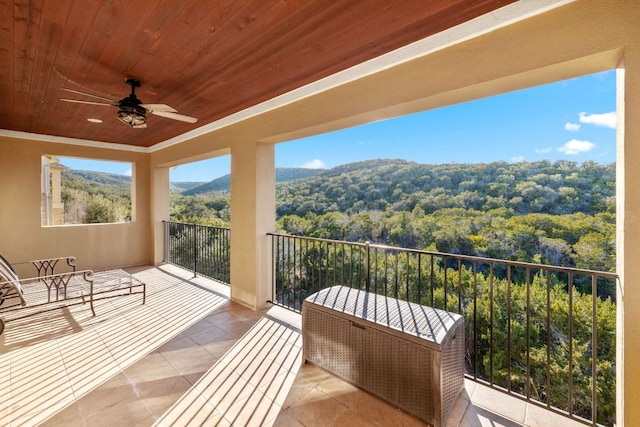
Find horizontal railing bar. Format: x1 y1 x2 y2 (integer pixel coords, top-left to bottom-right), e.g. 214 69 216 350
267 232 618 279
165 220 230 231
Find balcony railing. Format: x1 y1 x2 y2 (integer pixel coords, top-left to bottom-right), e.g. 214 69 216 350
268 233 618 426
163 221 230 284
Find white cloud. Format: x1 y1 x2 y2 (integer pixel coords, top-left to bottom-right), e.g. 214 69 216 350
511 156 525 162
301 159 325 169
564 122 580 131
535 147 552 154
558 139 596 155
123 169 132 176
578 111 616 129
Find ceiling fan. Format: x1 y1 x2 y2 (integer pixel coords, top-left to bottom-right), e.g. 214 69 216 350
60 78 198 128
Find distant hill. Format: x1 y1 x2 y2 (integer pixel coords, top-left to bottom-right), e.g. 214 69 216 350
183 167 324 195
183 175 231 195
276 158 616 217
63 169 131 189
171 182 208 193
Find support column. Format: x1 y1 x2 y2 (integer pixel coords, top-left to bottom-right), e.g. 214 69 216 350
230 142 276 309
618 49 640 427
151 165 170 265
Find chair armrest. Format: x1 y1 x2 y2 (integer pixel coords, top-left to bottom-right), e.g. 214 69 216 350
29 256 77 276
0 269 93 307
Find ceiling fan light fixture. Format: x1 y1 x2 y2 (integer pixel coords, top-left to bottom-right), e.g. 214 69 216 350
117 105 146 128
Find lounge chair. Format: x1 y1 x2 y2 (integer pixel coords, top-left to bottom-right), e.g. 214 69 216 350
0 254 145 336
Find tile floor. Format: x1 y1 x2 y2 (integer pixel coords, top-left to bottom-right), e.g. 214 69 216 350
0 264 586 426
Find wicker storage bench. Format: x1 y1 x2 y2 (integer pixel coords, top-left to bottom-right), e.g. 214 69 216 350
302 286 464 426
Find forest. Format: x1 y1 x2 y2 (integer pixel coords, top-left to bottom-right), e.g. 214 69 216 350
61 169 132 224
171 158 616 273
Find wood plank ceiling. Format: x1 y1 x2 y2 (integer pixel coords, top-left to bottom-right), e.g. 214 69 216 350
0 0 515 148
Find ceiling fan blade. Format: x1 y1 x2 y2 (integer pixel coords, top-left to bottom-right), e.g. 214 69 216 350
60 98 114 107
140 103 177 113
61 87 116 103
151 110 198 123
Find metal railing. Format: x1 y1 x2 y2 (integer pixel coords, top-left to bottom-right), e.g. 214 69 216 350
269 233 618 426
163 221 230 284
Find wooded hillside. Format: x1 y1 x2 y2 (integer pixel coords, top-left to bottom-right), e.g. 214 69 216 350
61 170 132 223
272 159 616 272
61 159 616 272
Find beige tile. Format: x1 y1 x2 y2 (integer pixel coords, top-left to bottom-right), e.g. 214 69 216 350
445 389 471 427
265 340 303 374
157 335 199 354
277 374 317 411
395 411 431 427
464 378 478 395
12 393 77 427
459 403 524 427
158 337 218 377
0 350 11 425
136 374 194 418
199 336 238 358
259 369 299 407
67 363 122 397
297 362 333 384
83 400 154 426
188 323 228 346
272 410 304 427
525 403 586 427
469 384 526 425
350 390 403 426
123 351 181 383
285 387 350 426
316 373 365 407
75 372 142 417
10 346 75 424
177 317 218 339
335 408 380 427
153 386 220 426
195 367 255 413
40 402 85 427
223 391 283 427
215 318 255 338
202 308 242 325
240 356 291 391
266 305 303 331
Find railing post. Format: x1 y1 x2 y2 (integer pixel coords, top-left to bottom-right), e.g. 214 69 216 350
365 241 370 292
192 223 197 278
163 220 168 263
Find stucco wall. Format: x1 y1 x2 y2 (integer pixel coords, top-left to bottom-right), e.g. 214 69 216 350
0 136 152 272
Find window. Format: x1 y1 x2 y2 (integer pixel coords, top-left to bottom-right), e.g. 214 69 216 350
41 156 134 226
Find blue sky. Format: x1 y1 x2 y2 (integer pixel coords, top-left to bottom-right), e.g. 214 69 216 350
61 70 616 182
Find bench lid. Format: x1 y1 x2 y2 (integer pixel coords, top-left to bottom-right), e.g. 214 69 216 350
304 285 463 347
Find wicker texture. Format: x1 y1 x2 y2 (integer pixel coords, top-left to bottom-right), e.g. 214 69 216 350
302 286 464 426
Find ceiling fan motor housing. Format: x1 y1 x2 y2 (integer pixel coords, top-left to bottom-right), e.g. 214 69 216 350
117 79 146 127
